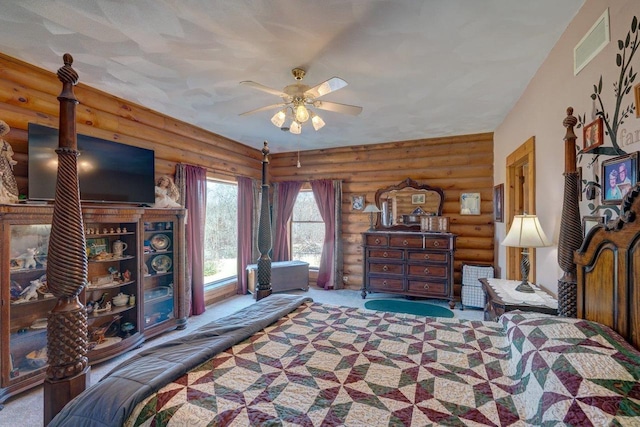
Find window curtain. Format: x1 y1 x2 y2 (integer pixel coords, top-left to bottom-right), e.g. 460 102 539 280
311 179 343 289
236 176 260 294
175 164 206 316
272 181 303 261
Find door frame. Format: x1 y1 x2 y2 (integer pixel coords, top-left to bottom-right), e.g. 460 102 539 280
505 137 536 282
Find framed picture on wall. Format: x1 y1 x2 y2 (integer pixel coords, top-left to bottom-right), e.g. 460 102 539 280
460 193 481 215
493 184 504 222
351 195 364 211
583 117 604 153
601 152 638 204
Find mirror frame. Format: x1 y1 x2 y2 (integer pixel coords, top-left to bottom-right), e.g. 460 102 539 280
374 178 444 230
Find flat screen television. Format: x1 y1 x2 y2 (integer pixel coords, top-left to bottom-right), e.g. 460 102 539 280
28 123 156 205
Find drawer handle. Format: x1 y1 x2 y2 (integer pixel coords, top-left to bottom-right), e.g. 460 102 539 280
423 283 430 290
383 251 388 258
382 280 388 287
433 241 440 247
375 238 381 244
424 254 430 260
382 265 389 272
424 268 430 274
403 240 409 246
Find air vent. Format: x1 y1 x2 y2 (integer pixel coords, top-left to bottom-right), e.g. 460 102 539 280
574 9 610 75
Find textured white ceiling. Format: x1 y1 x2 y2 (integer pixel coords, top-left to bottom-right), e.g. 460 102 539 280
0 0 584 153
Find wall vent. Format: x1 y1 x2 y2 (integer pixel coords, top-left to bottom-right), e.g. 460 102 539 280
574 9 610 75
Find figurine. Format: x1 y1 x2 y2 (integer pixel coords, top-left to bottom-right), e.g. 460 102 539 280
0 120 19 204
13 279 40 303
20 248 37 269
154 175 181 208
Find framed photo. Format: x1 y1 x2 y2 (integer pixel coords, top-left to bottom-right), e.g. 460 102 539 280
601 152 638 204
582 215 604 237
460 192 481 215
583 117 604 152
411 193 425 204
351 195 364 211
635 83 640 118
493 184 504 222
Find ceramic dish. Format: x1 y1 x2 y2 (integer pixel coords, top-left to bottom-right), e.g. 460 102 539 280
151 254 172 273
26 347 47 368
31 318 48 329
150 234 171 251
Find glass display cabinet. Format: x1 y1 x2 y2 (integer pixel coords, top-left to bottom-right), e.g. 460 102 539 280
0 205 186 404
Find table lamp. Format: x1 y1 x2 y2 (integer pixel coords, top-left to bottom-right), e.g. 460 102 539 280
363 204 381 231
501 214 551 293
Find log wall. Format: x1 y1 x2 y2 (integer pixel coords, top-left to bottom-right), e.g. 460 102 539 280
269 133 495 295
0 52 263 196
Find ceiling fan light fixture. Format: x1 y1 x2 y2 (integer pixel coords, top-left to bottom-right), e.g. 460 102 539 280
294 104 309 123
311 112 325 131
271 109 286 127
289 120 302 134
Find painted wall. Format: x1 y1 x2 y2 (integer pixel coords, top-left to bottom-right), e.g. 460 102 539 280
494 0 640 293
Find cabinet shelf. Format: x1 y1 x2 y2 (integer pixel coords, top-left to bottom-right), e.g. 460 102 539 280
89 304 135 319
86 280 135 291
88 255 135 263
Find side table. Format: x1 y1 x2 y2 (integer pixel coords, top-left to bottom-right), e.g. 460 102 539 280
479 278 558 321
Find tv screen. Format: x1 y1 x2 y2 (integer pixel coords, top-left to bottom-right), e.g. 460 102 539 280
28 123 156 205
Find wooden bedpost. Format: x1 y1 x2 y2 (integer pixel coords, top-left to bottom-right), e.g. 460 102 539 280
557 107 581 317
44 54 90 424
256 141 272 301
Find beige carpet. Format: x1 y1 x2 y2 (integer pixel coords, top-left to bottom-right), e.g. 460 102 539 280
0 288 482 426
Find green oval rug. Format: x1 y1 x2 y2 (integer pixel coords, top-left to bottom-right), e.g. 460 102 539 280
364 299 454 318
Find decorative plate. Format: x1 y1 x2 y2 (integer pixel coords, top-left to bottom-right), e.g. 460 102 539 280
151 254 172 273
150 234 171 251
26 347 47 368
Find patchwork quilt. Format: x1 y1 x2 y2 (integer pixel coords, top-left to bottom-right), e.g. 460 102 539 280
126 302 640 426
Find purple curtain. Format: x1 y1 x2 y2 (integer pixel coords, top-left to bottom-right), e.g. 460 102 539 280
272 181 303 261
236 176 254 294
183 164 207 315
311 180 336 289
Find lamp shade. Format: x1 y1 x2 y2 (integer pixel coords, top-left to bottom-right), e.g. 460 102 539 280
363 204 381 213
501 215 551 248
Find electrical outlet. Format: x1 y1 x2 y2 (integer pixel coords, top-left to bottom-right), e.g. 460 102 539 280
343 275 349 283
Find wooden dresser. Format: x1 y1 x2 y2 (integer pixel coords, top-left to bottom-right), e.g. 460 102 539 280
362 231 456 308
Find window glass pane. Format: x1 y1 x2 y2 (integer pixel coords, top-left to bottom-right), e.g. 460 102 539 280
291 191 324 268
204 180 238 284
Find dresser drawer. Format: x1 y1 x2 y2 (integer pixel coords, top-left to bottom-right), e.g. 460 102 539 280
407 264 447 278
368 249 404 260
368 262 403 275
407 280 447 296
407 251 448 263
368 277 404 292
423 237 450 250
365 234 388 247
389 234 423 248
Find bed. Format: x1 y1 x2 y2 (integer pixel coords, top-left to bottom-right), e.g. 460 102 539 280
47 56 639 425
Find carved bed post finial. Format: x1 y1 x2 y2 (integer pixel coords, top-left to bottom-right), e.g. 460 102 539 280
557 107 582 317
44 54 90 424
256 141 272 301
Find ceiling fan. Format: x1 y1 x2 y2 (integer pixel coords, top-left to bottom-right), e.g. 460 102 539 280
240 68 362 134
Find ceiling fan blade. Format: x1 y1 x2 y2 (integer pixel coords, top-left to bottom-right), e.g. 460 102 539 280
240 80 286 97
239 103 286 116
313 100 362 116
304 77 348 99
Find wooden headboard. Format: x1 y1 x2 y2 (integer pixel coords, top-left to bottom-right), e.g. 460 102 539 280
574 184 640 350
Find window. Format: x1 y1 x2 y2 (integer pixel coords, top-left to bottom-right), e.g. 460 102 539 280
291 190 324 268
204 179 238 284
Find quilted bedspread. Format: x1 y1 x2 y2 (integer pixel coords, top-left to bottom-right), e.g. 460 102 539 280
126 302 640 426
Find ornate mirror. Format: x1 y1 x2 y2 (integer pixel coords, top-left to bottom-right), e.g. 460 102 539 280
374 178 444 229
